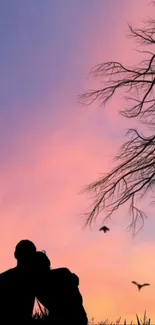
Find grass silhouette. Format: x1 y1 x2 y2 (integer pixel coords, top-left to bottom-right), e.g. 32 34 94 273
32 309 151 324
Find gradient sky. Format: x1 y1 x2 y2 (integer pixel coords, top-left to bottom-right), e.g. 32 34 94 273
1 0 155 322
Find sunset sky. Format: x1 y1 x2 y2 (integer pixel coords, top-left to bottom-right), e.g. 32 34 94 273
1 0 155 322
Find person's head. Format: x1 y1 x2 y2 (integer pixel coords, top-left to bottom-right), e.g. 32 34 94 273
34 251 51 272
14 239 37 268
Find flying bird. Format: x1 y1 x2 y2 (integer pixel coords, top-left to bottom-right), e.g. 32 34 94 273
99 226 110 233
131 281 150 291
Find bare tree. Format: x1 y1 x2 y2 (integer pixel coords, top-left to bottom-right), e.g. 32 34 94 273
80 16 155 234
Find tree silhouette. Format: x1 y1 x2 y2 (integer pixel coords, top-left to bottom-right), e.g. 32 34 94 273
80 12 155 234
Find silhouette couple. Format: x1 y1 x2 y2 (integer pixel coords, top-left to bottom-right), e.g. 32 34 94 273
0 239 88 324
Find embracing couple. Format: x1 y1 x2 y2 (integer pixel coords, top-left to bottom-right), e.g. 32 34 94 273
0 239 88 324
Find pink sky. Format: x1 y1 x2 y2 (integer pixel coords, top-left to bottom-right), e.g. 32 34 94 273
0 0 155 322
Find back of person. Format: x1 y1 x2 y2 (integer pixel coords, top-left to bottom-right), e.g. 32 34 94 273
36 267 88 325
51 268 88 325
0 240 37 324
0 266 35 323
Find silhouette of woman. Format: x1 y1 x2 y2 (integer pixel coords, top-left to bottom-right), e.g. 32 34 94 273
34 251 88 325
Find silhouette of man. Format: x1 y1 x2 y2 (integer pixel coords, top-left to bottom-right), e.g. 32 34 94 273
34 251 88 325
0 239 37 323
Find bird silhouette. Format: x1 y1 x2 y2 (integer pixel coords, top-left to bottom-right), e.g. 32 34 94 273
99 226 110 233
131 281 150 291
